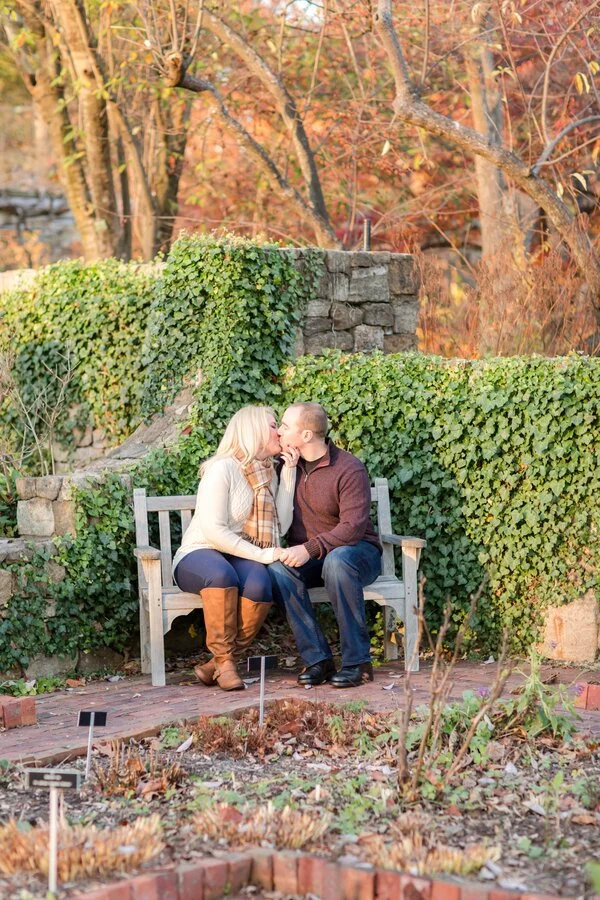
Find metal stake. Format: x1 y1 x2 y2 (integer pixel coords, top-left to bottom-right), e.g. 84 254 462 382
48 785 59 895
363 217 371 251
259 656 266 727
84 711 95 780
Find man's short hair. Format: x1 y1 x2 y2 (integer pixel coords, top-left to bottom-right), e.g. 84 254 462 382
291 402 329 438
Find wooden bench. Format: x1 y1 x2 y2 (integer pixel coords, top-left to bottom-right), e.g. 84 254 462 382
133 477 426 686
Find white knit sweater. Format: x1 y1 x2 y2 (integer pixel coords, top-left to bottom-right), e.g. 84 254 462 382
172 456 296 573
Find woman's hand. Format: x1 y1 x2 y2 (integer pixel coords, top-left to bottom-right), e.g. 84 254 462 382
280 447 300 468
272 546 289 561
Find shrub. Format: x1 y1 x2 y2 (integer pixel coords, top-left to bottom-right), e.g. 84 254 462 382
0 259 156 458
281 351 600 651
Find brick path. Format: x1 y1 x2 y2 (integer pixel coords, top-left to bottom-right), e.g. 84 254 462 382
0 660 598 765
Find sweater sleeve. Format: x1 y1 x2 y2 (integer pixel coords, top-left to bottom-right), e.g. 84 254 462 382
275 465 296 537
304 463 372 559
195 460 276 564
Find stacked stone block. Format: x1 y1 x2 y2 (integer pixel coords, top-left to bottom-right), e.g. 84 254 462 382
287 249 419 356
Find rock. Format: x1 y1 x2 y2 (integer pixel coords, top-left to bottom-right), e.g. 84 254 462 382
15 477 37 500
33 476 62 501
392 299 419 334
46 561 66 584
384 334 417 353
73 446 104 467
304 330 354 354
326 272 350 304
331 304 364 330
77 647 124 674
26 653 78 678
540 591 599 663
350 251 391 267
348 266 389 304
354 324 384 352
304 316 334 336
0 570 14 605
325 251 351 275
294 328 305 357
52 501 76 537
389 255 418 294
363 303 394 327
51 442 70 464
73 424 93 447
92 428 108 449
306 299 331 318
17 499 54 538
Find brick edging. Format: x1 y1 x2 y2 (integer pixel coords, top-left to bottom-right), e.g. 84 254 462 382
75 849 580 900
574 682 600 711
0 694 36 728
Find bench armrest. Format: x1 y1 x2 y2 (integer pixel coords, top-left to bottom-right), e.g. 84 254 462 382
134 546 162 561
380 533 427 550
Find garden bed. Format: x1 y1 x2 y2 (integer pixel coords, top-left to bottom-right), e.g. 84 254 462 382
0 689 598 899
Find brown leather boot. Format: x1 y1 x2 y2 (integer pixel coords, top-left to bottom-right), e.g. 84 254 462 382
194 657 217 685
194 597 272 686
235 597 272 659
200 586 243 691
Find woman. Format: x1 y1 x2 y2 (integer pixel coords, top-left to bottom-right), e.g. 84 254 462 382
172 406 298 691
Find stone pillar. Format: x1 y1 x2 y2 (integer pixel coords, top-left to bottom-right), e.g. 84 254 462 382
290 249 420 355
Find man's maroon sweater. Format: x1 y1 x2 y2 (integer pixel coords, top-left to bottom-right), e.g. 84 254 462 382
287 440 382 560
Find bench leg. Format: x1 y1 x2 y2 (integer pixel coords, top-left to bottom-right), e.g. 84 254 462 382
402 546 420 672
139 592 151 675
141 559 166 686
383 606 399 661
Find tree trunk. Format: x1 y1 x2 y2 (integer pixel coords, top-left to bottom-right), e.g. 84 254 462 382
373 0 600 318
48 0 122 258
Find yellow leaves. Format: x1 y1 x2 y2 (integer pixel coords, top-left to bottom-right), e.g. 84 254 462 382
575 72 590 94
589 61 600 76
381 139 391 156
556 182 564 199
571 172 587 191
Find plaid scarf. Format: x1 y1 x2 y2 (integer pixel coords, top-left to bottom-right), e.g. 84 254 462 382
236 453 280 548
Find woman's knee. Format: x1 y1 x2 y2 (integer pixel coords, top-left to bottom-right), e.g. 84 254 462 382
240 567 273 604
175 551 239 593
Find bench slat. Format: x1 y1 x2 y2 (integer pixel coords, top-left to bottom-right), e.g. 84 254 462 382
158 510 174 588
147 495 196 512
180 509 192 534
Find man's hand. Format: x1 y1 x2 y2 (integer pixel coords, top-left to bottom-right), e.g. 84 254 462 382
281 544 311 567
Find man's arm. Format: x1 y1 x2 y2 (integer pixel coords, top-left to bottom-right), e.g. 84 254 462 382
304 464 372 559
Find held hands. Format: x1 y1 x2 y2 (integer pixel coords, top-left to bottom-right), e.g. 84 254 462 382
274 544 311 567
280 446 300 468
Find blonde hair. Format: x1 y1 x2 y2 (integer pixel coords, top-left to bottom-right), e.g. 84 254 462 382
289 401 329 438
201 405 276 474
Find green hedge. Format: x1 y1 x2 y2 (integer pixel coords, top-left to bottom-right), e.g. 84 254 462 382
1 259 156 453
281 352 600 651
0 236 321 670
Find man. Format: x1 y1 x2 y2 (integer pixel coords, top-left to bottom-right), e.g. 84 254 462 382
270 402 382 688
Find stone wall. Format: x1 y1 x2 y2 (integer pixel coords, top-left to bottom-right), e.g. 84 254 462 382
13 473 131 540
291 250 418 355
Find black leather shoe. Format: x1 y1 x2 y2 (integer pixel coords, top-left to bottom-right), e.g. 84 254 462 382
297 658 336 686
330 662 374 688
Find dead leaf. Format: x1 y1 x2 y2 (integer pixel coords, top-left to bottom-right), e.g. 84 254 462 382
447 804 462 817
137 779 164 797
65 678 85 687
571 814 598 825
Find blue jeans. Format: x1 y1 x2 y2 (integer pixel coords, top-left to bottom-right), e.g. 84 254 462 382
269 541 382 668
174 549 272 603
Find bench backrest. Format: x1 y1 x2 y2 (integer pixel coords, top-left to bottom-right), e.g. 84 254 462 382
133 477 395 591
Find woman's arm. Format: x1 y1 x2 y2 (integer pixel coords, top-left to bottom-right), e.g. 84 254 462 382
196 460 276 563
276 465 296 537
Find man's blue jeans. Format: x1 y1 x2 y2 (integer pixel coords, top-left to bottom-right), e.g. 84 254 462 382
269 541 382 668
